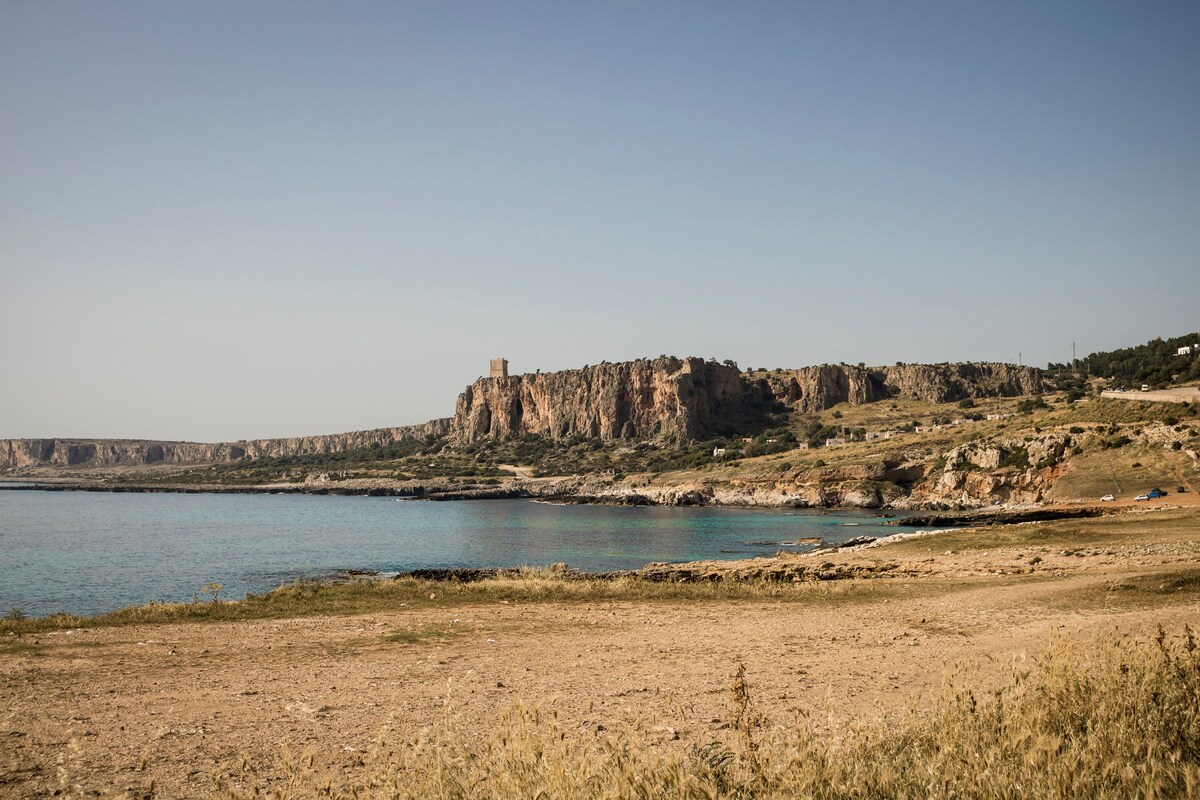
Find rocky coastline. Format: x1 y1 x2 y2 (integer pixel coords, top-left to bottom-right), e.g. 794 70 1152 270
889 506 1110 527
0 476 1109 531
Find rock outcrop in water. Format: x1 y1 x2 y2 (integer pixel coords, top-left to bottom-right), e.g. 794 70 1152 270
452 356 771 443
0 419 451 470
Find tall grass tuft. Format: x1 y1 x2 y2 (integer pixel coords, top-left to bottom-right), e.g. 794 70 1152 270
216 627 1200 799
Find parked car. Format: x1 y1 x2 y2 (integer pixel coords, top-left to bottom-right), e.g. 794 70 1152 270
1100 494 1115 502
1134 494 1150 501
1148 488 1166 498
1179 486 1188 493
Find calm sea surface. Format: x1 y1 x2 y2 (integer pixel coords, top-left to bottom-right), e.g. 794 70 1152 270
0 489 913 617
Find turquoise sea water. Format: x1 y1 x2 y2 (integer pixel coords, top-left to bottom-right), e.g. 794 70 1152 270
0 490 910 617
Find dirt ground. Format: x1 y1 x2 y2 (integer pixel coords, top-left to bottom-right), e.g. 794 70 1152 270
2 508 1199 798
1100 386 1200 404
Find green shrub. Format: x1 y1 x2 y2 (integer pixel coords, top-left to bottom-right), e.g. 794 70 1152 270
999 446 1031 470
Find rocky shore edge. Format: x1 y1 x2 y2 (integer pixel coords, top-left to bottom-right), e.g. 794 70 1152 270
371 556 909 586
0 479 1117 524
889 506 1109 527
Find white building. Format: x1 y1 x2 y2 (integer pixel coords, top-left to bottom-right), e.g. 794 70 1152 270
1179 345 1195 356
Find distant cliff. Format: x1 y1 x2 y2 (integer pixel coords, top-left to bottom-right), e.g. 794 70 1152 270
452 357 770 443
763 363 1042 412
3 358 1045 470
0 419 451 470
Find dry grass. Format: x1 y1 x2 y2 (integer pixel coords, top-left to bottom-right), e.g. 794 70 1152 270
214 627 1200 799
1042 398 1200 428
0 568 906 636
1048 443 1198 500
886 505 1199 554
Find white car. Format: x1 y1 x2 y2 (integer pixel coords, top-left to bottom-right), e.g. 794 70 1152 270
1100 494 1115 502
1134 494 1150 502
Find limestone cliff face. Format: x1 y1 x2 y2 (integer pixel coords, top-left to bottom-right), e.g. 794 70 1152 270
235 419 451 459
764 362 1042 412
452 357 763 443
764 365 887 412
880 363 1042 403
0 419 451 470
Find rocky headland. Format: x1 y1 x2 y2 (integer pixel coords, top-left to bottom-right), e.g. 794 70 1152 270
10 354 1179 516
2 357 1044 473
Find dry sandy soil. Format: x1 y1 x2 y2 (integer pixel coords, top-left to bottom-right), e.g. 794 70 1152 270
2 506 1199 798
1100 386 1200 404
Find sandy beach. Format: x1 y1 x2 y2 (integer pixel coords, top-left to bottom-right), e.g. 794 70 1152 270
3 505 1198 797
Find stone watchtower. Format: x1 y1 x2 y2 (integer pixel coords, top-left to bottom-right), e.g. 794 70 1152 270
489 357 509 379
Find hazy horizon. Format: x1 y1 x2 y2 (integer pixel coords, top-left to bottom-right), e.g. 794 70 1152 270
4 2 1198 441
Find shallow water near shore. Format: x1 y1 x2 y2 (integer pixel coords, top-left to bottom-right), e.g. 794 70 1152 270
0 490 907 617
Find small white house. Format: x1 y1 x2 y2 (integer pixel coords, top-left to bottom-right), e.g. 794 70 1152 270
1179 345 1195 356
712 447 727 458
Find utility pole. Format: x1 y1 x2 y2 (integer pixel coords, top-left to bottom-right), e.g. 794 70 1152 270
1018 352 1022 366
1072 341 1077 371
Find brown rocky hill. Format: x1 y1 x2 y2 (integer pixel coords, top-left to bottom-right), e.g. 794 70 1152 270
452 357 766 443
762 362 1041 413
3 358 1044 470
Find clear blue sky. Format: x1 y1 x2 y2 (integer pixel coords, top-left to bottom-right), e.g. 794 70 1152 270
2 1 1198 441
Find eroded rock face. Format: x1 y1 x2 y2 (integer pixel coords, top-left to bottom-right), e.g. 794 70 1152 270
904 433 1073 508
0 419 452 470
763 363 1042 411
880 363 1042 404
763 365 886 412
451 357 768 443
